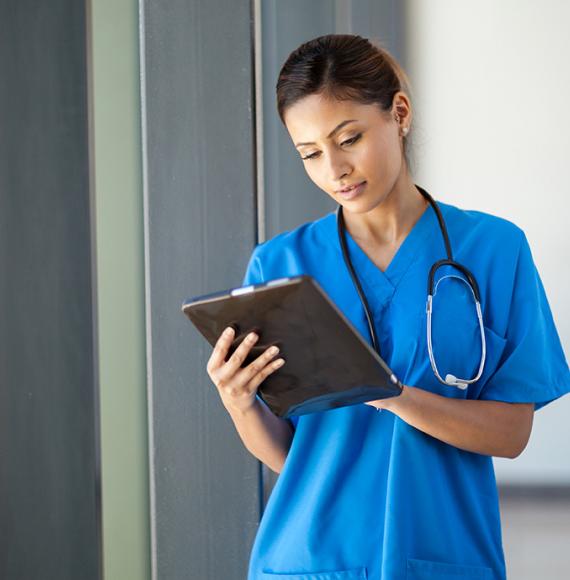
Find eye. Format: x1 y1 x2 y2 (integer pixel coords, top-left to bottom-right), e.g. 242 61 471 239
341 133 362 146
300 133 362 161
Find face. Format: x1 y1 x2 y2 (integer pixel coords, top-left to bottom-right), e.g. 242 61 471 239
283 93 409 213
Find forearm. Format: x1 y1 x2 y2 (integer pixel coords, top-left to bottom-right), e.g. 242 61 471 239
375 386 534 458
225 397 294 473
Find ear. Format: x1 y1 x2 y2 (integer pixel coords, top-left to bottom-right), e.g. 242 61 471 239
391 91 412 127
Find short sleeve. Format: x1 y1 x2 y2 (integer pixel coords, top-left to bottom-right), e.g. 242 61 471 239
241 244 265 286
480 230 570 410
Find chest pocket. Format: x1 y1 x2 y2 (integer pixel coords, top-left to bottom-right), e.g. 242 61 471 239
260 568 367 580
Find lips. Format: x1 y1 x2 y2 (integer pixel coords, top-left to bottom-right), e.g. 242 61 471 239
337 181 367 200
337 181 365 193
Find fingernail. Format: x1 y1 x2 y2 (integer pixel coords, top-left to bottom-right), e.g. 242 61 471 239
247 332 258 342
224 327 234 336
269 346 279 355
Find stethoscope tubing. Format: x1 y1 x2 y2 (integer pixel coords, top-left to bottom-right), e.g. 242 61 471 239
336 185 487 389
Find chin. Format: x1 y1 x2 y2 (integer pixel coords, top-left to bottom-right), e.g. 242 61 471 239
341 195 385 215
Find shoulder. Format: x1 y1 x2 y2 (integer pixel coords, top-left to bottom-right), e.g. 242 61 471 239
253 211 336 262
437 200 527 255
244 211 337 282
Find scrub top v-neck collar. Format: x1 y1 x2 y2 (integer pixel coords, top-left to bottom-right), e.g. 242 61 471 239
333 201 438 314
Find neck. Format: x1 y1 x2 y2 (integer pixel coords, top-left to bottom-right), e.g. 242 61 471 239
342 175 427 246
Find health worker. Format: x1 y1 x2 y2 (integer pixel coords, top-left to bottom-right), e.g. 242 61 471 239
206 34 570 580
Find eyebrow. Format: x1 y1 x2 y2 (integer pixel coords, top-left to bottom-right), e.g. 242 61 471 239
295 119 358 148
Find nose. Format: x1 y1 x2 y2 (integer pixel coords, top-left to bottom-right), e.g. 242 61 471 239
327 150 352 183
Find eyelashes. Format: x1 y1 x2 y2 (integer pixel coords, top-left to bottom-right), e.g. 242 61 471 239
301 133 362 161
341 134 362 147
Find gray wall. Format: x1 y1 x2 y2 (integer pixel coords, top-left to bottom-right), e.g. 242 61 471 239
140 1 260 578
0 2 101 579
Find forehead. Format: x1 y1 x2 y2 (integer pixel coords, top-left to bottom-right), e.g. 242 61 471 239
283 94 385 142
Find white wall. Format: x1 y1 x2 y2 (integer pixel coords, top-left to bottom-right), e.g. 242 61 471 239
405 0 570 484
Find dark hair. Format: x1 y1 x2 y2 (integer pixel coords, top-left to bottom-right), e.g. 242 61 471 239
276 34 414 170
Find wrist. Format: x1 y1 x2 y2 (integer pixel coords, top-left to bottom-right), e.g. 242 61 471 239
223 395 259 417
384 384 412 412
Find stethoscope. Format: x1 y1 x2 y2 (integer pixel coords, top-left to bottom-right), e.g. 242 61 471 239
336 184 486 389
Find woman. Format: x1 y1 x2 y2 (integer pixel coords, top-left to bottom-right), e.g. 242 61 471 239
206 34 570 580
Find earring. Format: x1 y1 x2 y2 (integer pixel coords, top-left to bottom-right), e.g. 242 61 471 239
395 115 409 136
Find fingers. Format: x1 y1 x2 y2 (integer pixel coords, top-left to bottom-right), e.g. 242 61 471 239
207 327 267 386
207 326 286 396
240 343 283 384
223 330 260 376
244 355 285 392
207 326 236 374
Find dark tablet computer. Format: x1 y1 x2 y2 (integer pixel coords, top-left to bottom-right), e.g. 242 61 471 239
181 275 403 418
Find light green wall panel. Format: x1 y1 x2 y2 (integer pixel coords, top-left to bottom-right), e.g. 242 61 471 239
89 0 150 578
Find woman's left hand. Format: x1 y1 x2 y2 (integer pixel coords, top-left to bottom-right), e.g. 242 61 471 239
364 385 410 412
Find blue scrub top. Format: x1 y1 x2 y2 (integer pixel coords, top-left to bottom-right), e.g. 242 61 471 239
241 200 570 580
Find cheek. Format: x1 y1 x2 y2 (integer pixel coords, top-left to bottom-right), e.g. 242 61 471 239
304 164 328 191
364 131 401 173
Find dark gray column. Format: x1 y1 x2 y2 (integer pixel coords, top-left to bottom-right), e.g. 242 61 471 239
0 2 101 580
140 1 260 578
260 0 405 238
260 0 338 240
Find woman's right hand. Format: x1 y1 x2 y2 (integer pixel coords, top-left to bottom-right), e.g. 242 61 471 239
206 326 285 413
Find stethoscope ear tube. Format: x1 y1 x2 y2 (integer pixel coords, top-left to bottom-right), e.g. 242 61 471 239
337 204 381 355
337 185 487 390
